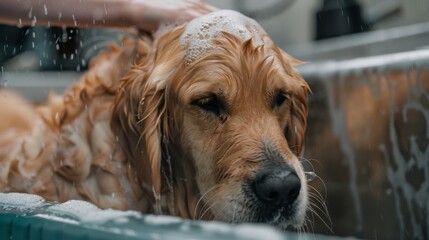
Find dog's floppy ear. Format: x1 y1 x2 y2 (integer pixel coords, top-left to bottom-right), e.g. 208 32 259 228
112 27 185 213
279 50 309 156
112 52 172 213
285 76 309 156
275 49 309 156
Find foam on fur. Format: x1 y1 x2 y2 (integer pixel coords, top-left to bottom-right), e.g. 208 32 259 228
180 10 265 65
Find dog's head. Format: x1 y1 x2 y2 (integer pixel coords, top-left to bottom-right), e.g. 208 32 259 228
113 10 309 229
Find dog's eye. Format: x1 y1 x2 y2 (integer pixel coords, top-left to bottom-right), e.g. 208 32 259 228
274 90 289 107
192 95 222 116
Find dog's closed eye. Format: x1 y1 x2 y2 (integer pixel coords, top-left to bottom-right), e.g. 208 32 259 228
192 94 224 117
273 90 290 108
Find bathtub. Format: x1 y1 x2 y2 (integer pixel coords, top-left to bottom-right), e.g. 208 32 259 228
293 22 429 240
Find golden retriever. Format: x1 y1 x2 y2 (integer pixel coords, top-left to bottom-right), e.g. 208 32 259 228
0 10 309 229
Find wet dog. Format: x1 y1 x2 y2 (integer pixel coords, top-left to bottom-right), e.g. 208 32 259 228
0 10 309 229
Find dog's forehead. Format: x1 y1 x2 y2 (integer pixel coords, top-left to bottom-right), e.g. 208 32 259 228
180 10 266 65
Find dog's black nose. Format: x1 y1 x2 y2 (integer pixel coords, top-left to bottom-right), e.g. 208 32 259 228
252 169 301 207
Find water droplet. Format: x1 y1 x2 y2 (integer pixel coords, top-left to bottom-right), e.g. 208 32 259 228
31 16 37 26
305 171 316 182
28 7 33 18
43 4 48 15
72 14 77 26
385 188 392 195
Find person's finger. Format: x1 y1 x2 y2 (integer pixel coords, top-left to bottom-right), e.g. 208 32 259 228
205 5 219 12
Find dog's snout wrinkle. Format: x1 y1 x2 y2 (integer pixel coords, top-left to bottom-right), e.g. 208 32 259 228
252 168 301 208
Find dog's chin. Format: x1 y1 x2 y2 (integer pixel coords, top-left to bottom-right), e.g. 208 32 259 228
272 210 306 231
256 204 306 230
213 198 307 229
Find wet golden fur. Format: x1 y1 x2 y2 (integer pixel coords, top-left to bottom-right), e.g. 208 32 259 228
0 24 309 226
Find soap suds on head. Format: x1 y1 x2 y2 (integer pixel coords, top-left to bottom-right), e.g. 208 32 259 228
180 10 266 65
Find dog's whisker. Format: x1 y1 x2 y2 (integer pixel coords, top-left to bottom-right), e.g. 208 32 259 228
193 185 219 220
304 212 314 234
307 205 333 233
308 202 331 221
199 198 222 221
298 156 323 168
303 215 313 234
307 174 328 200
307 187 330 220
231 200 238 223
197 190 224 221
307 183 332 231
307 185 328 206
307 192 326 206
307 194 331 226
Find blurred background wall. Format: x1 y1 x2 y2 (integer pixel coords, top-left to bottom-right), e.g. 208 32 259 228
207 0 429 46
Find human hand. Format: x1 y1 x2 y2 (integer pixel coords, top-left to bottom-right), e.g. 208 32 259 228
130 0 218 31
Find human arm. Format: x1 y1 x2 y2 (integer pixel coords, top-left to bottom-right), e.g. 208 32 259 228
0 0 217 31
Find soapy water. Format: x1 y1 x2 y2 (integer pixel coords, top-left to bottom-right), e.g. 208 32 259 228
1 192 361 240
47 199 141 223
380 68 429 240
0 192 44 209
0 193 291 240
180 10 265 65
